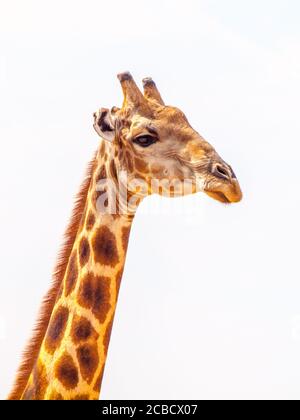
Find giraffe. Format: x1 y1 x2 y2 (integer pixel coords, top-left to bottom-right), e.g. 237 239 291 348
8 72 242 400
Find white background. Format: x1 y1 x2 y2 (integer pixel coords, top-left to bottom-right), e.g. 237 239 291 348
1 0 300 400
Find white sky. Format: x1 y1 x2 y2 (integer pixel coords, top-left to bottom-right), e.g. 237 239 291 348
1 0 300 400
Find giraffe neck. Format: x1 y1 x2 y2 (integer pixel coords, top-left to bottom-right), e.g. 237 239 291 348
20 141 137 400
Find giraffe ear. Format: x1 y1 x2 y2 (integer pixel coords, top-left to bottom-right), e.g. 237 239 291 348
93 108 116 142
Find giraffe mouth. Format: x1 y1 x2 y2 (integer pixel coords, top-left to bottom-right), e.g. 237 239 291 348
205 190 231 204
204 178 243 203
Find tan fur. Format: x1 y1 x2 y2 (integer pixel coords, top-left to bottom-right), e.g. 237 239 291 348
9 73 242 400
8 153 97 400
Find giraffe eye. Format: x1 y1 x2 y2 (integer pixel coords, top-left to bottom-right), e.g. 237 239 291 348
133 135 157 148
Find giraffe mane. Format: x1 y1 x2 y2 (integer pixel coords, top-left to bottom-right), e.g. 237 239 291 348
8 152 97 400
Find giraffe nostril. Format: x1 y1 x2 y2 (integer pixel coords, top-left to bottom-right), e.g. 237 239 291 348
214 164 231 180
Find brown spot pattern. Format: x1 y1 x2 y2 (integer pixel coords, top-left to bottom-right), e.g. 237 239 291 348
127 190 142 212
115 268 124 297
92 226 119 267
55 353 79 390
33 362 48 400
121 226 131 252
95 165 107 184
109 159 118 183
86 212 96 231
78 273 111 324
100 141 106 157
65 252 78 296
135 157 148 173
45 306 69 354
118 149 125 162
71 394 90 400
151 163 163 175
79 236 90 267
49 391 64 400
71 315 99 344
55 282 64 303
125 152 134 172
76 344 99 384
93 366 104 392
22 362 49 400
22 385 34 400
103 318 114 355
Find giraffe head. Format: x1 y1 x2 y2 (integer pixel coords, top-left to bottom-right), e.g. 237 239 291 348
93 72 242 205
